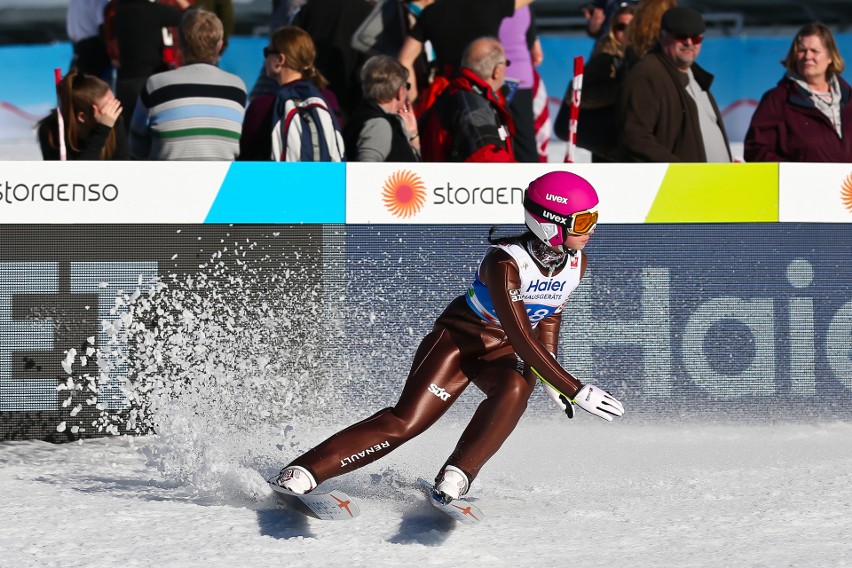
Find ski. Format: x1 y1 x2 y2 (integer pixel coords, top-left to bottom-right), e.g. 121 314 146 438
417 478 484 525
268 480 360 521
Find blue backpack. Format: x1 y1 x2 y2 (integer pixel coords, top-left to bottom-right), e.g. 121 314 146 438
270 81 345 162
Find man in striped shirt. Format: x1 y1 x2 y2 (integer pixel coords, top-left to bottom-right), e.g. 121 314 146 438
129 8 247 160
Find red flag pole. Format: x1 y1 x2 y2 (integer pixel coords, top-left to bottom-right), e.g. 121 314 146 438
54 68 67 161
564 56 584 163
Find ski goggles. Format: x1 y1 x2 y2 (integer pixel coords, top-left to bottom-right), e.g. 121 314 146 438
524 195 599 235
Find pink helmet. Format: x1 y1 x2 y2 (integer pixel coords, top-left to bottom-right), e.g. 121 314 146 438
523 171 599 247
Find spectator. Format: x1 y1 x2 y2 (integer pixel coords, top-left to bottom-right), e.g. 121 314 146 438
420 37 516 162
617 7 731 162
498 6 540 163
193 0 234 52
399 0 535 109
744 23 852 163
556 2 635 162
111 0 190 121
293 0 374 125
240 25 340 161
248 0 308 100
66 0 111 78
37 70 129 160
623 0 676 67
129 9 247 160
344 55 420 162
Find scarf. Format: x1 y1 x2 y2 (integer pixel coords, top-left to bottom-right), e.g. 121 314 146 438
788 71 843 138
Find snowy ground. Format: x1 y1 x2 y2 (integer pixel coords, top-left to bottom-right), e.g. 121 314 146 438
2 418 851 568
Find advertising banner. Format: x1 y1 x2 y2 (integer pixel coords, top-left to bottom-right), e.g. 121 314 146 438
0 162 346 223
345 163 778 224
779 163 852 222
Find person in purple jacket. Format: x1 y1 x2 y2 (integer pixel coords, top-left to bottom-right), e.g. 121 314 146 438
744 22 852 163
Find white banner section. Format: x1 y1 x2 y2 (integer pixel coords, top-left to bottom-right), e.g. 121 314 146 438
345 163 667 224
779 163 852 222
0 161 228 223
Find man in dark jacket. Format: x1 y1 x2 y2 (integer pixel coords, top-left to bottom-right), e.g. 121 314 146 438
344 55 420 162
617 7 731 162
420 37 516 162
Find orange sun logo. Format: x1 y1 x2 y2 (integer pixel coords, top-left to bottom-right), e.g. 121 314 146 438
842 173 852 213
382 169 427 219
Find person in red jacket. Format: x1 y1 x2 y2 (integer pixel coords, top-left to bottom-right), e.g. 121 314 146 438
745 22 852 163
420 37 517 162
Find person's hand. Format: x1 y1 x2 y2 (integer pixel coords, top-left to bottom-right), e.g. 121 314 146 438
94 97 122 128
572 384 624 421
541 381 575 418
531 38 544 66
398 101 419 144
584 6 605 36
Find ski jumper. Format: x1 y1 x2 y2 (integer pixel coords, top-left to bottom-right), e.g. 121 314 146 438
288 239 587 485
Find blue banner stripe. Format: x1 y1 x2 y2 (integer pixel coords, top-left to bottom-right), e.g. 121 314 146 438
205 162 346 223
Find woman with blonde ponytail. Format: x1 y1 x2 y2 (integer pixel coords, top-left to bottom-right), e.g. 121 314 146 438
239 25 343 161
38 70 130 160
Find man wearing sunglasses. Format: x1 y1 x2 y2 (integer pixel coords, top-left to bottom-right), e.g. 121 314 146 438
617 7 731 163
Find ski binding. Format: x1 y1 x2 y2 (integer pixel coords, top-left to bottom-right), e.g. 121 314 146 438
417 477 484 525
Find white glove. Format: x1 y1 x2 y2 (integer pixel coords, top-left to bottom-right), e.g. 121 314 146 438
541 381 575 419
572 384 624 422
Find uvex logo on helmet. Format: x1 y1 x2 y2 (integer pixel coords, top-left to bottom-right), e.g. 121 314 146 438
546 194 569 205
541 209 569 224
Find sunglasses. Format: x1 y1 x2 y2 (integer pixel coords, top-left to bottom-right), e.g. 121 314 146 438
524 195 599 236
612 22 629 32
672 33 703 45
263 46 280 58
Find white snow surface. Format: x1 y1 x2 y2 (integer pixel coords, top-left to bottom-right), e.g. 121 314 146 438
2 419 851 567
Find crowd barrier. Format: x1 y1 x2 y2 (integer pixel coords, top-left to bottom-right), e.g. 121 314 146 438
0 162 850 440
1 161 851 223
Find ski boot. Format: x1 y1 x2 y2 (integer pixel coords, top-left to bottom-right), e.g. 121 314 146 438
432 465 469 504
273 465 316 494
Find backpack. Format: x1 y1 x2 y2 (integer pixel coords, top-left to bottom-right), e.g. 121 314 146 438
270 81 346 162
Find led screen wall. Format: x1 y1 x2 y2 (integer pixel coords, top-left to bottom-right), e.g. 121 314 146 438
1 223 849 441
